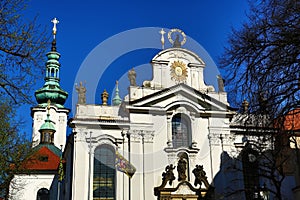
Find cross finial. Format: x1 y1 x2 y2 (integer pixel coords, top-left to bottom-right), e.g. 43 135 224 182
51 17 59 38
159 28 166 49
47 99 51 114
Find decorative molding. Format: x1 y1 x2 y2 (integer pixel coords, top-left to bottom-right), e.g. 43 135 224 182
129 130 155 143
172 183 195 195
74 128 87 142
165 147 200 154
59 116 65 124
36 114 43 121
208 132 233 146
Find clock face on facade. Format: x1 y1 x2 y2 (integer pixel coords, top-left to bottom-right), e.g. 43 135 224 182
170 60 188 82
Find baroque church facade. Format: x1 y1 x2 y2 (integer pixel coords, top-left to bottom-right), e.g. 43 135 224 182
8 24 300 200
66 34 235 200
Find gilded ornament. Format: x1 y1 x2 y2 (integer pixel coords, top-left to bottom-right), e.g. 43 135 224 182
167 28 187 47
170 60 188 82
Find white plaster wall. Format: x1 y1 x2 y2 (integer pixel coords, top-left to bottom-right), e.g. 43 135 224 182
71 130 90 200
9 174 54 200
31 106 68 150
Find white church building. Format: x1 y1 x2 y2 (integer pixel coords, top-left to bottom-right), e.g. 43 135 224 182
8 23 299 200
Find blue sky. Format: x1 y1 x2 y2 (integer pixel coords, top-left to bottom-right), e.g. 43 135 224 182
20 0 249 137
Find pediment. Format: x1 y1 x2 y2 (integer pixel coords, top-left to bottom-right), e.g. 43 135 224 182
128 84 234 115
152 48 205 66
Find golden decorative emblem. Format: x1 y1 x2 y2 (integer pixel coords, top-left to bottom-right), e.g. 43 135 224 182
170 60 188 82
167 29 187 46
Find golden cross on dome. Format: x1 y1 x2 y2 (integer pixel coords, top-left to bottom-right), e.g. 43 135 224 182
51 17 59 38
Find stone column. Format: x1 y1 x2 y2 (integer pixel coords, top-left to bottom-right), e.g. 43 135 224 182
167 115 172 147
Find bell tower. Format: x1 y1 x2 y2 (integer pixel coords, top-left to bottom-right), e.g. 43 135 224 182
31 18 69 149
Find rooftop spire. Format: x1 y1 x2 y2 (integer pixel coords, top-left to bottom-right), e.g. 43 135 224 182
35 18 68 108
39 100 56 144
113 81 122 106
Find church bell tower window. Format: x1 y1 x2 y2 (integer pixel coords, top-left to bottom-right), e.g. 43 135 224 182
40 131 54 144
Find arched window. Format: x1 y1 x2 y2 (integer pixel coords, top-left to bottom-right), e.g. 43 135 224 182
50 68 55 77
172 114 191 148
93 144 116 200
36 188 49 200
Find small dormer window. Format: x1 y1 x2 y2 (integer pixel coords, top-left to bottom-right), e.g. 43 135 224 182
38 155 49 162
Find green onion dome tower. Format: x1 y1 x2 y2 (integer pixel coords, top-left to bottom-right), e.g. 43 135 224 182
34 18 68 108
31 18 69 150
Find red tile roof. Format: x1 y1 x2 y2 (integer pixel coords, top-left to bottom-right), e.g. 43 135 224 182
283 108 300 131
20 145 61 171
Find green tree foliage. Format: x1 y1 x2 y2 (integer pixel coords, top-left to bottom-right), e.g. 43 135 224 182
220 0 300 117
0 0 48 104
0 100 31 199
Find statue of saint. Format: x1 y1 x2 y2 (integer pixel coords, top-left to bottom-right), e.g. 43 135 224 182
177 157 187 181
192 165 209 189
76 81 86 104
162 164 176 186
217 75 225 92
173 34 181 48
128 68 137 86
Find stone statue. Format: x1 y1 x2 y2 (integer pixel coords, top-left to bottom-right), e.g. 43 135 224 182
217 75 225 92
177 157 187 181
162 164 176 186
128 68 137 86
173 34 181 48
192 165 209 189
242 99 249 113
76 81 86 104
258 91 267 110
